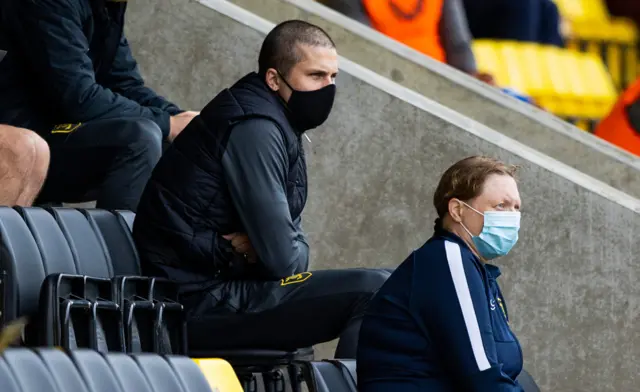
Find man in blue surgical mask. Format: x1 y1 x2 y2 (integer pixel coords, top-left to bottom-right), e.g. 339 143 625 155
133 20 391 359
358 156 529 391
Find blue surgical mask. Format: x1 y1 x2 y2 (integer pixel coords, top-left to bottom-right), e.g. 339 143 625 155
459 202 521 260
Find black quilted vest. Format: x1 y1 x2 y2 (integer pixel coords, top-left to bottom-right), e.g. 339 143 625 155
133 73 307 287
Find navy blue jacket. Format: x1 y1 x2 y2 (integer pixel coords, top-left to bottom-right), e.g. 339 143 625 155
357 229 524 391
0 0 181 136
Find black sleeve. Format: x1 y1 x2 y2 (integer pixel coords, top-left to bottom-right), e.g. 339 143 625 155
221 118 309 279
102 36 183 117
12 0 171 136
439 0 478 74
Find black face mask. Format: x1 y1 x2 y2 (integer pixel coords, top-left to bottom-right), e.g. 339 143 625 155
278 73 336 131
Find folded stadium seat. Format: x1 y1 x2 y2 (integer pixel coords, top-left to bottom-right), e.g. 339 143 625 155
35 349 93 392
81 209 140 276
302 359 357 392
0 355 21 392
12 207 123 351
114 209 136 231
2 348 65 392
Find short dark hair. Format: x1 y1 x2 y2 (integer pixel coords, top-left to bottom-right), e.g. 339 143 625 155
258 20 336 77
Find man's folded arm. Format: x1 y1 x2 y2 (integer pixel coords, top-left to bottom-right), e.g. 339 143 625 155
221 118 309 279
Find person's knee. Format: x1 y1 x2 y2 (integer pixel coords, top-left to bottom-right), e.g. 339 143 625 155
0 125 50 180
121 118 163 165
351 268 391 294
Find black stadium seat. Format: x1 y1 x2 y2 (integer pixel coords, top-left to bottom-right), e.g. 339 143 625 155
0 206 173 351
0 348 225 392
82 209 140 276
2 347 62 392
103 352 156 392
47 208 113 278
302 360 357 392
166 356 220 392
0 355 20 392
36 349 91 392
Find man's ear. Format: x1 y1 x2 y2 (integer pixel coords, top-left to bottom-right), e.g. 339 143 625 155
264 68 280 92
448 198 463 223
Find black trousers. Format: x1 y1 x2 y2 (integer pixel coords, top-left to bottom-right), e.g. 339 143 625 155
184 268 393 359
36 118 163 212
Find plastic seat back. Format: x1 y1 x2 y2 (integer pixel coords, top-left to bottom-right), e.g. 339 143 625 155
2 348 61 392
303 360 357 392
68 350 125 392
47 208 113 278
0 356 20 392
35 349 90 392
82 209 141 276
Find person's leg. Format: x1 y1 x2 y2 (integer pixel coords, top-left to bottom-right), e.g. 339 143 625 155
0 125 50 206
184 268 392 359
37 118 163 211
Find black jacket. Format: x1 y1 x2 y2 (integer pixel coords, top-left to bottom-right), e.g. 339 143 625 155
133 73 309 291
0 0 181 136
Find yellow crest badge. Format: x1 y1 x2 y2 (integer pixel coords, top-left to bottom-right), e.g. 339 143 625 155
280 272 312 286
51 123 81 134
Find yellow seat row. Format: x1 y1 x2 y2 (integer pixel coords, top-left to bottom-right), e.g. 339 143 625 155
554 0 638 89
473 40 617 127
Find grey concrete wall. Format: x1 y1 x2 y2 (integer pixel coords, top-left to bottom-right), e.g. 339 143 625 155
227 0 640 201
124 0 640 390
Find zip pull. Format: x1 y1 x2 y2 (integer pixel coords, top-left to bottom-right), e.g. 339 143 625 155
304 134 312 144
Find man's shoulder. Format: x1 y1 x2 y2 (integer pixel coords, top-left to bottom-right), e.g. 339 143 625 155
224 118 289 163
230 117 285 141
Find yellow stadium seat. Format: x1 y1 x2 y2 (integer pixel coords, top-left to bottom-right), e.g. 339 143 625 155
555 0 638 90
194 358 245 392
554 0 590 22
578 53 618 117
472 39 616 128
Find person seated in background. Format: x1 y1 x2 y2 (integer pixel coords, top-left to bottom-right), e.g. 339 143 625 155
0 0 199 211
0 124 50 207
133 20 391 359
462 0 565 47
357 156 525 391
319 0 495 83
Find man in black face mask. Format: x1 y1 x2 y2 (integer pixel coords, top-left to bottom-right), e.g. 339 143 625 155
132 20 391 358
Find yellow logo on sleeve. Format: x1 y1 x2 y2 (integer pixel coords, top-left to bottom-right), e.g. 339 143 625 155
280 272 312 286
